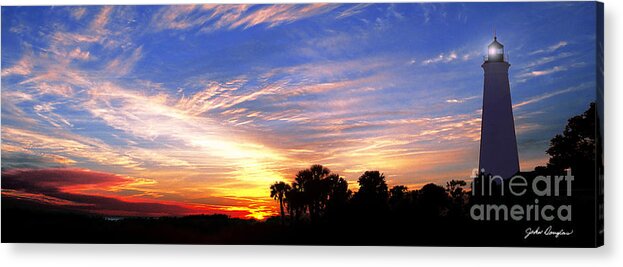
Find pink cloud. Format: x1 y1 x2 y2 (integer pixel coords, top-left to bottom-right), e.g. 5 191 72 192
67 47 91 61
105 46 143 75
51 31 100 45
90 6 113 31
152 4 337 32
70 7 87 20
2 168 132 192
1 54 33 77
1 168 253 217
227 4 337 29
151 5 209 30
33 82 74 97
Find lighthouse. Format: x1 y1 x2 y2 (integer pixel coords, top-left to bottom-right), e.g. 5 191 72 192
478 35 520 179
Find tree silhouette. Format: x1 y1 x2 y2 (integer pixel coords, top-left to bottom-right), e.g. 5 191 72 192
445 180 468 217
389 185 408 211
270 181 291 224
534 102 598 243
284 187 305 222
389 185 408 201
417 183 450 218
285 164 347 222
357 171 389 199
446 180 466 199
544 102 596 177
323 173 351 218
353 171 389 213
294 164 328 221
388 185 411 216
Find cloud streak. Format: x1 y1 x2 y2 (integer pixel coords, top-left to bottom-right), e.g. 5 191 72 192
513 82 593 109
529 40 568 55
1 53 33 77
151 4 339 32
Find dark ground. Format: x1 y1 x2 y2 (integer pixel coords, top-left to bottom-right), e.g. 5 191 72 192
1 196 596 247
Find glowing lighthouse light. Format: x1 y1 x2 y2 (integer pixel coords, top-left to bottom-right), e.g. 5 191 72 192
487 36 505 62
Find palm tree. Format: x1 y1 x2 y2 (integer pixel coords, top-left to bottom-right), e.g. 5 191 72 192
270 181 291 224
294 164 332 222
284 186 304 222
272 165 349 223
323 174 351 219
356 171 389 202
352 171 389 214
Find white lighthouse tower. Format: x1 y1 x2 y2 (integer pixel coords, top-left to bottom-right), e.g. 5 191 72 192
478 35 520 179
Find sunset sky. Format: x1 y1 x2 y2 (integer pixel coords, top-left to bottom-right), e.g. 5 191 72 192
1 3 597 219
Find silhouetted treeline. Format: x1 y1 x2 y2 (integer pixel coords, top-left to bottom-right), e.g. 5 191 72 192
269 166 470 227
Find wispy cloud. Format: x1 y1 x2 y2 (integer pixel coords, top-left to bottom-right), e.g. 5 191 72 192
105 46 143 76
336 3 371 19
529 40 568 55
151 4 211 30
34 83 74 97
90 6 113 31
422 51 458 65
226 4 338 29
523 52 572 69
20 65 92 88
151 4 339 32
513 82 592 109
1 127 144 170
446 95 479 103
70 7 87 20
51 31 100 45
1 53 34 77
67 47 91 61
517 65 567 79
420 49 480 66
33 102 74 128
13 6 135 95
515 61 586 83
420 3 449 24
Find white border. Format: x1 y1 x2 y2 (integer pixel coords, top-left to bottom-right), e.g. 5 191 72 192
1 0 621 266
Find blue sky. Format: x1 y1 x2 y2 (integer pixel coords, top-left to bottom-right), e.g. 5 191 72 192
1 3 598 218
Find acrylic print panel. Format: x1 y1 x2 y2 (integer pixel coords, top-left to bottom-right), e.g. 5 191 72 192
1 2 604 247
